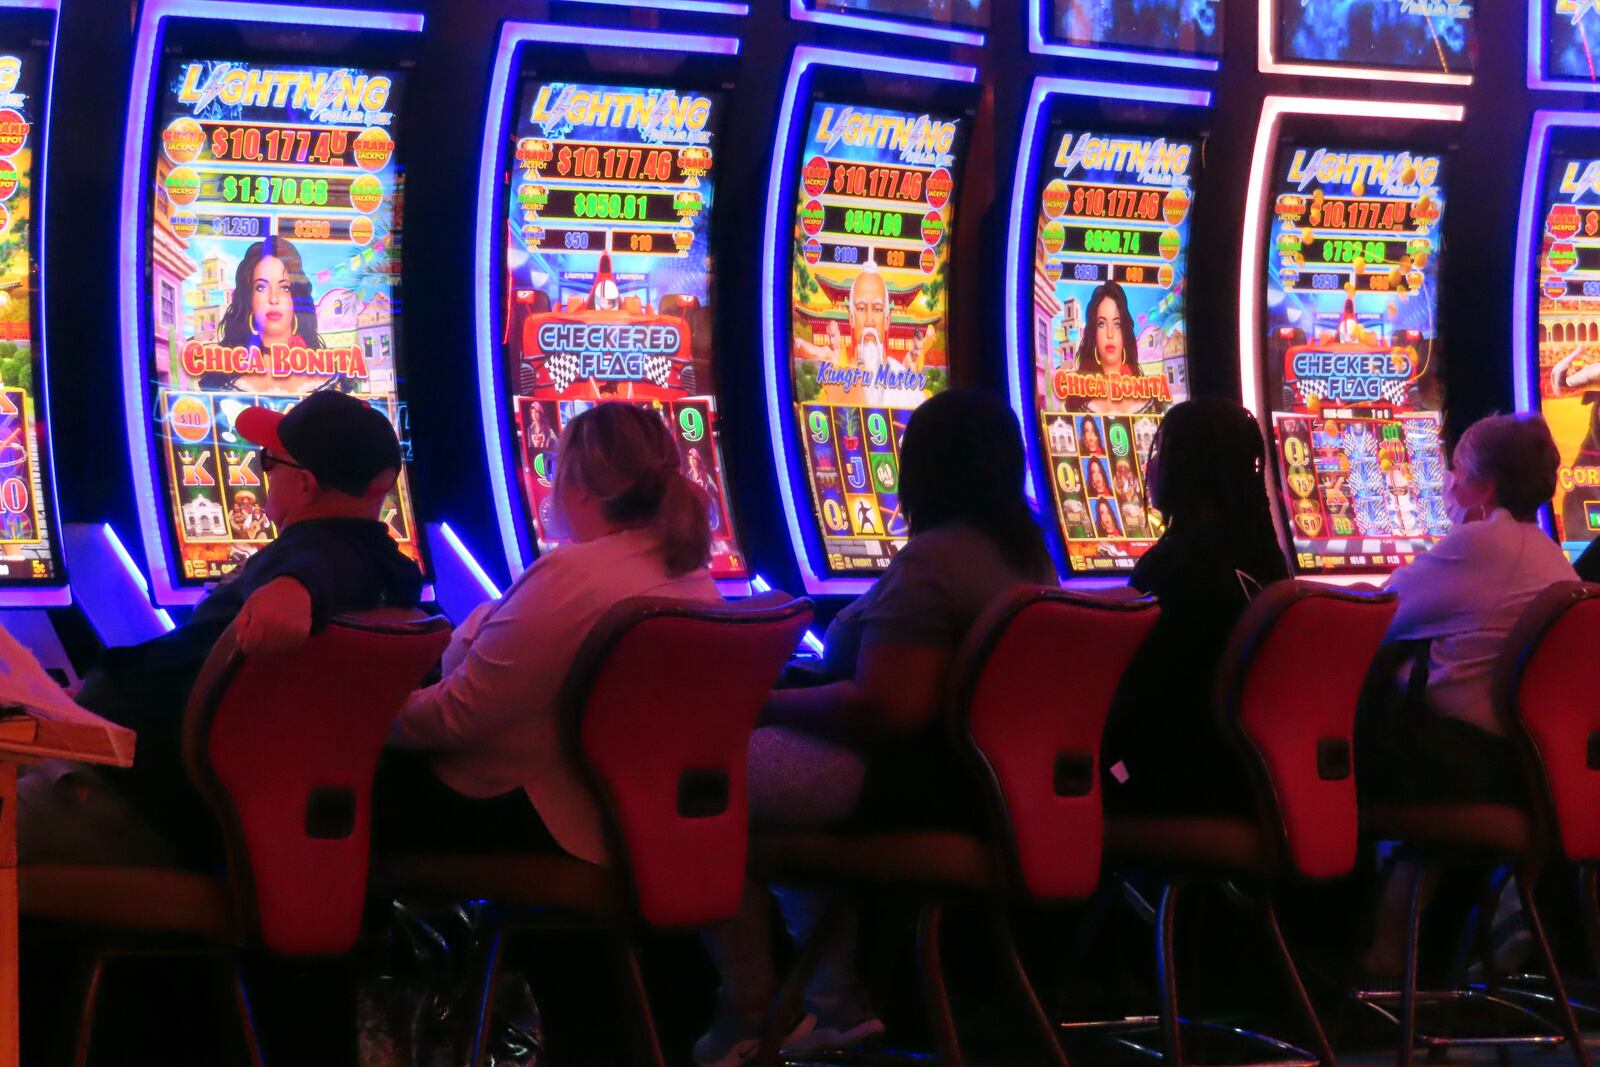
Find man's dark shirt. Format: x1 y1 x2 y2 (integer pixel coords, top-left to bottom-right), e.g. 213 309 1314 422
80 518 424 863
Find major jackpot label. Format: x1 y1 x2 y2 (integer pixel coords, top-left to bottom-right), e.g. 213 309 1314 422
0 46 60 584
1263 143 1451 575
1032 127 1195 573
790 99 965 576
1533 147 1600 554
149 58 419 584
504 81 746 579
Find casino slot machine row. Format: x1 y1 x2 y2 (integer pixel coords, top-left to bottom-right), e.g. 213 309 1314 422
1250 111 1459 579
488 36 750 588
1013 82 1209 581
773 57 978 594
128 11 426 604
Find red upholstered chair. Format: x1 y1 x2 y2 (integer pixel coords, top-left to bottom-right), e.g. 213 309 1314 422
752 586 1160 1067
20 609 451 1067
1107 580 1397 1067
1363 581 1600 1067
381 594 813 1067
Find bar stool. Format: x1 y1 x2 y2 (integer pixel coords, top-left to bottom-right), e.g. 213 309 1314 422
21 610 451 1067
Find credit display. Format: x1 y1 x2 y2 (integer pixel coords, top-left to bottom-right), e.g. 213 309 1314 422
150 58 420 584
1532 136 1600 554
1263 142 1451 575
1280 0 1476 74
1031 126 1196 574
0 44 62 586
814 0 989 29
1549 0 1600 82
505 80 746 579
789 98 966 576
1050 0 1221 58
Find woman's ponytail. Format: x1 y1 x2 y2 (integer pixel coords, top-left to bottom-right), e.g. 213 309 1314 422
655 471 713 576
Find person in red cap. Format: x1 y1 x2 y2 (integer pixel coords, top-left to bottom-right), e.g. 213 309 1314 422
48 390 425 866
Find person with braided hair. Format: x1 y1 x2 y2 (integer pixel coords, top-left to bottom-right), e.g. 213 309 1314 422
379 402 722 859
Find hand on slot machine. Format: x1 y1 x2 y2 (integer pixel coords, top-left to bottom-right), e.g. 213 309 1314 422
234 576 314 658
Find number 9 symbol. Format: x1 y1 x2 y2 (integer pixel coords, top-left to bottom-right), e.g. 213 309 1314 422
808 410 831 443
1109 423 1130 457
867 412 889 447
823 498 848 532
679 407 705 442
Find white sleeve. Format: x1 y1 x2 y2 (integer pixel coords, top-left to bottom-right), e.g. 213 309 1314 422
1382 527 1479 641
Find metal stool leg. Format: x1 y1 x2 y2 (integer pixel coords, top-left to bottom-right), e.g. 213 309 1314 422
1399 861 1425 1067
1261 895 1334 1067
917 901 964 1067
67 952 108 1067
1517 865 1591 1067
989 899 1070 1067
756 892 847 1067
612 933 668 1067
468 927 506 1067
1156 881 1184 1067
1478 870 1513 1067
224 958 267 1067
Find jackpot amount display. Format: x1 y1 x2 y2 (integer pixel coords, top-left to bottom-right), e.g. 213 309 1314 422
505 81 745 579
1532 146 1600 554
1280 0 1475 73
1264 144 1451 575
151 59 419 583
0 46 61 584
790 99 964 576
1032 129 1196 574
1051 0 1221 57
1551 0 1600 83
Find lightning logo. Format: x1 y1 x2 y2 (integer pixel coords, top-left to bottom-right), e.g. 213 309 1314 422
1052 132 1193 187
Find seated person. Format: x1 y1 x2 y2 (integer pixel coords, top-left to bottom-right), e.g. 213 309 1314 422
379 402 723 860
1101 397 1289 816
696 390 1057 1067
1359 412 1575 980
34 391 424 866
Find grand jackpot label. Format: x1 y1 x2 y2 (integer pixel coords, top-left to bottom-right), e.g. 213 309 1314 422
504 80 745 579
1263 143 1451 575
150 58 418 584
0 45 60 584
790 98 965 576
1032 127 1196 574
1533 144 1600 555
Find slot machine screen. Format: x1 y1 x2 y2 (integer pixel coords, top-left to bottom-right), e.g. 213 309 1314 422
0 38 63 587
1049 0 1221 58
811 0 989 29
1262 140 1451 575
502 79 746 579
1279 0 1476 74
788 97 967 577
1547 0 1600 83
148 56 420 585
1531 129 1600 555
1030 126 1196 575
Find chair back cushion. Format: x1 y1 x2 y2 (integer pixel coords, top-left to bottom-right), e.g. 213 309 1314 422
1500 582 1600 860
566 596 812 929
956 586 1159 902
185 611 451 955
1218 581 1396 881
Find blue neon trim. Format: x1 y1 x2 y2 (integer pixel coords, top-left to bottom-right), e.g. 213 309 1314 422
761 46 977 597
120 0 423 605
1027 1 1219 70
789 0 985 46
1003 76 1211 581
802 629 825 655
750 574 772 594
475 22 743 580
103 524 174 631
438 521 501 599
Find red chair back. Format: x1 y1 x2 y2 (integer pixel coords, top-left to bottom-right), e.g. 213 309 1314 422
1499 582 1600 861
563 595 813 929
184 610 451 955
1217 581 1397 881
955 586 1160 902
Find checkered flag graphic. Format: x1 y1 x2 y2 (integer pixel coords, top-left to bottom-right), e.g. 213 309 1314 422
1297 379 1329 404
547 353 582 392
643 354 673 389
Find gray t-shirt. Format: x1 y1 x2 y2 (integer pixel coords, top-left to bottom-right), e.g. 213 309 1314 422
822 524 1055 680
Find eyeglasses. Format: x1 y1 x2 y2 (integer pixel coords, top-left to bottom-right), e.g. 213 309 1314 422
259 451 307 473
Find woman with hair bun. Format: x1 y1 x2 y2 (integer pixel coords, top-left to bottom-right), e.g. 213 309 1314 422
380 402 721 860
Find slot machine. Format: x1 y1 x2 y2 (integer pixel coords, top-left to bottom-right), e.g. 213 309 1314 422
1515 115 1600 562
764 46 980 595
1242 100 1463 579
1005 75 1211 582
117 0 430 609
476 21 753 594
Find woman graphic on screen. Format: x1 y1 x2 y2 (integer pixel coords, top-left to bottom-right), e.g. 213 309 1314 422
1073 281 1151 417
1085 456 1112 499
206 236 332 393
